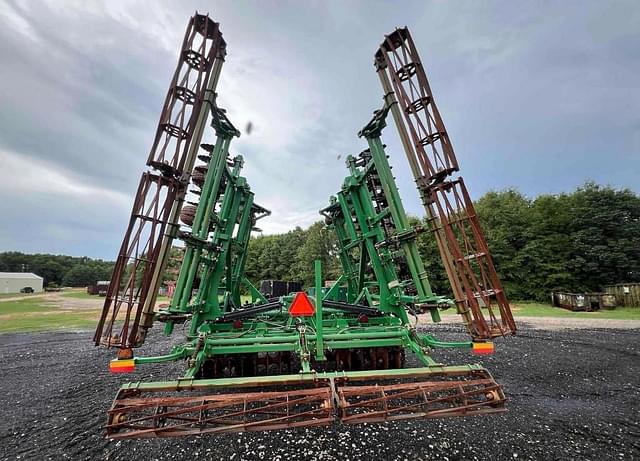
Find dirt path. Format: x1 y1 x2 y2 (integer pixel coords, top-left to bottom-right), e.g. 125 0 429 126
0 291 167 311
53 293 104 310
0 293 53 303
421 313 640 330
505 315 640 330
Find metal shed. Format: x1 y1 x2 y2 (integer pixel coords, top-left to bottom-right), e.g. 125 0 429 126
0 272 44 294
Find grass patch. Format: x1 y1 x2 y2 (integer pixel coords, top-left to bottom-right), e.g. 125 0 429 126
0 294 175 334
61 291 173 303
0 299 56 314
0 292 43 299
512 302 640 320
61 291 174 304
0 298 102 333
0 311 100 333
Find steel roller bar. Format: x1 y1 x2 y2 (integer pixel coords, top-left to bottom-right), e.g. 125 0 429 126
105 366 505 439
375 27 516 340
428 178 517 337
375 28 458 187
94 13 227 349
94 173 179 348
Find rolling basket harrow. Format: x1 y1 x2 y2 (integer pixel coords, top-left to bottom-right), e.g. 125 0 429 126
94 12 516 439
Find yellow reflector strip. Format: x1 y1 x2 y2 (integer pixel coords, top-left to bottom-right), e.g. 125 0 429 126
472 342 495 355
109 358 135 373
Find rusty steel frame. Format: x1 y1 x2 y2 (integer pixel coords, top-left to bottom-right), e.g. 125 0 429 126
105 367 505 439
94 173 178 348
375 28 516 340
428 179 515 337
147 14 224 175
375 28 458 187
94 13 227 348
339 378 504 424
107 387 335 438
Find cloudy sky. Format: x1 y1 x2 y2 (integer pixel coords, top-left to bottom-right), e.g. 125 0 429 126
0 0 638 259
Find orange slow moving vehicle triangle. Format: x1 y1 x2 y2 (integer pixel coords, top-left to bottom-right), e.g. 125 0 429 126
289 292 315 316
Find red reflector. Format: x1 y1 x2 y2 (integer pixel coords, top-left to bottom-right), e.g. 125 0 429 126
289 292 315 316
472 342 495 355
233 319 243 329
109 358 135 373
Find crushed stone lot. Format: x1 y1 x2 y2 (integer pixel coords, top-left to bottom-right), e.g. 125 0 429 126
0 323 638 460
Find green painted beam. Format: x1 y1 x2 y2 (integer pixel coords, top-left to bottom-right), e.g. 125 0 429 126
118 364 488 393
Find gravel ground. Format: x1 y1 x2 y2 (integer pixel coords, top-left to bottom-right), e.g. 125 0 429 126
0 324 638 461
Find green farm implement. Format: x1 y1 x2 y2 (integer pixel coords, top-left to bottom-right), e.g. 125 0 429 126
94 14 516 439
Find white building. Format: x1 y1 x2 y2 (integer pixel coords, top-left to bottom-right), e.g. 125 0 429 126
0 272 44 294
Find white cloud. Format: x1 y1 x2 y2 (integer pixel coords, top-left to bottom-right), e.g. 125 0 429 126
0 148 131 207
0 0 638 259
0 2 39 41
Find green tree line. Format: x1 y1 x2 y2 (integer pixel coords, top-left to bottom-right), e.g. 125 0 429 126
473 182 640 300
2 183 638 300
0 247 184 289
245 183 640 301
0 253 114 287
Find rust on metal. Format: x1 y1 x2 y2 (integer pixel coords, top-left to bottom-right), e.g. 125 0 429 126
94 14 227 349
146 15 225 175
339 378 504 424
104 367 506 439
107 386 335 439
375 28 458 187
375 27 516 340
93 172 179 348
427 178 516 338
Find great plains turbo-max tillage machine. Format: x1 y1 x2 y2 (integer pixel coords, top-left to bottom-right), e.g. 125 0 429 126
94 13 517 439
